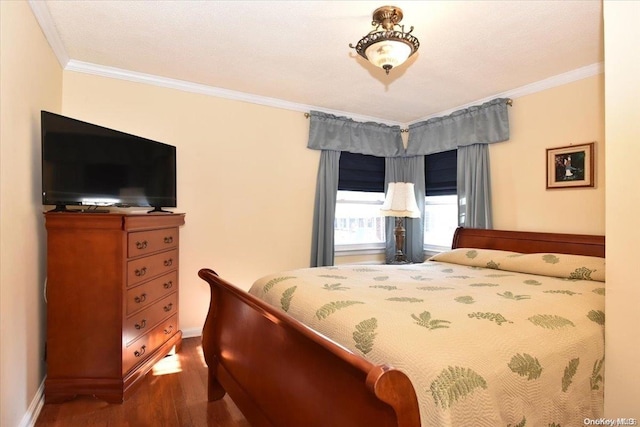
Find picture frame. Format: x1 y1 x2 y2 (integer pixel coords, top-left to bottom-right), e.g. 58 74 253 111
546 142 595 189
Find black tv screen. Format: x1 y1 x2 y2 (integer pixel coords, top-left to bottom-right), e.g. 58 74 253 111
41 111 176 211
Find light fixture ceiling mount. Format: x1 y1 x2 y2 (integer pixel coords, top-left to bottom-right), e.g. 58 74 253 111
349 5 420 75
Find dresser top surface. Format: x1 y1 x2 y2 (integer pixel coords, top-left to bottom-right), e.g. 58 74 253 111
45 212 185 231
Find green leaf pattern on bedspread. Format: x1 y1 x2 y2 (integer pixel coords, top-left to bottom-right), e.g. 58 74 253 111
353 318 377 354
508 353 542 380
498 291 531 300
569 267 596 280
387 297 424 303
528 314 575 329
562 358 580 392
318 274 348 279
369 284 398 290
315 300 364 320
248 258 605 426
587 310 605 325
468 312 513 325
591 357 604 390
544 290 581 296
430 366 488 409
280 286 296 312
543 254 560 264
417 286 454 291
322 283 349 291
412 311 451 330
486 260 500 269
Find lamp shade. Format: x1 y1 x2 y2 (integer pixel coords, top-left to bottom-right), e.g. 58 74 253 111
380 182 421 218
364 39 413 71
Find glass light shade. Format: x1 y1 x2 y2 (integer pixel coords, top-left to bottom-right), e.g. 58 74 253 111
381 182 421 218
364 39 412 71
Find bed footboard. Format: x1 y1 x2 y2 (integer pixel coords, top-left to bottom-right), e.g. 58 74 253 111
198 268 421 427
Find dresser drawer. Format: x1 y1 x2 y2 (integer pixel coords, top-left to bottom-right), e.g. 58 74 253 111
128 228 178 258
126 271 177 316
127 249 178 287
123 314 178 374
124 293 178 345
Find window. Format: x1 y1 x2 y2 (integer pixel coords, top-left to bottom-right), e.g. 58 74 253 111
424 194 458 250
333 150 459 253
335 152 386 251
424 150 458 251
335 191 386 248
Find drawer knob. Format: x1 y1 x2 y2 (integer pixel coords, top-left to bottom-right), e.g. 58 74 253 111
163 302 173 312
163 281 173 289
135 319 147 330
134 293 147 304
136 240 148 250
134 345 146 358
164 325 174 335
135 267 147 277
164 236 173 244
163 258 173 267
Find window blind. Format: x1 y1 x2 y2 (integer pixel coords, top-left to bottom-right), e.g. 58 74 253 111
338 151 385 192
425 149 457 196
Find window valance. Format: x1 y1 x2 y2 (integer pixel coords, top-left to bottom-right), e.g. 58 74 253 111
307 98 510 158
406 98 510 156
307 111 405 157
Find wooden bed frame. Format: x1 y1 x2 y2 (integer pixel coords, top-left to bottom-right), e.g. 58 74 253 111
198 227 605 427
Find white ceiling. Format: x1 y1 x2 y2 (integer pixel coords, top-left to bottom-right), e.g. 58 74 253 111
33 0 603 124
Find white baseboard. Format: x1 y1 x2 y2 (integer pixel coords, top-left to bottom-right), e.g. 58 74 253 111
19 379 45 427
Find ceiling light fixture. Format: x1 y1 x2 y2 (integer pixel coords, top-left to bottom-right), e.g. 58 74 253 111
350 5 420 75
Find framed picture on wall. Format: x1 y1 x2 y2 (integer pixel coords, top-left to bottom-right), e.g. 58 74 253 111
546 142 595 189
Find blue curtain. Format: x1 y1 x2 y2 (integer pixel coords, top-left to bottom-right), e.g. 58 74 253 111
310 150 340 267
458 144 492 229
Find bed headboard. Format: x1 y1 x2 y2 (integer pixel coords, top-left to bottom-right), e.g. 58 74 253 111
452 227 605 258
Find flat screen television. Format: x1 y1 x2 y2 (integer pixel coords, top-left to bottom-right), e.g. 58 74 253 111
41 111 177 213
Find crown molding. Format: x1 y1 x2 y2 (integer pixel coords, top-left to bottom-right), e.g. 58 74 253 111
407 62 604 125
28 0 69 68
66 60 603 127
65 60 403 127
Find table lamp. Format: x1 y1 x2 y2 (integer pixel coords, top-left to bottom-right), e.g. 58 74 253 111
380 182 421 263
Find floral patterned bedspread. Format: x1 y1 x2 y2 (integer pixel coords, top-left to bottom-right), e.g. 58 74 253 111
249 249 605 427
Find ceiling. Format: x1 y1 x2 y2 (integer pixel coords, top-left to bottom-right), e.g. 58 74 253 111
34 1 603 124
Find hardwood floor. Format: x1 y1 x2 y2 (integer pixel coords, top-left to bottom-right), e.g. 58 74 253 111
35 337 250 427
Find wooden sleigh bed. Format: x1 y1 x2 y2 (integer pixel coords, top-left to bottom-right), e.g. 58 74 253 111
198 227 605 427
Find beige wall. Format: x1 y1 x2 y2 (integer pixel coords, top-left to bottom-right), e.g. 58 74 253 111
603 1 640 418
491 74 605 235
61 72 320 333
0 2 63 426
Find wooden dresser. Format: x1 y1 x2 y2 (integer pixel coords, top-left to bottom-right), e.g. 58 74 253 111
44 212 185 403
